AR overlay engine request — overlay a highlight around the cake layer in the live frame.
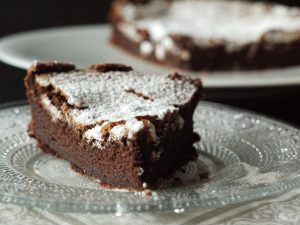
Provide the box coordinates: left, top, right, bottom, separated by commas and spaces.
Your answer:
25, 61, 202, 190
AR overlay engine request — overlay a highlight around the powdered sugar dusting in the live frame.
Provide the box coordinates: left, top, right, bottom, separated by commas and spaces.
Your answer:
125, 118, 144, 139
140, 41, 154, 56
110, 125, 127, 140
84, 122, 109, 147
85, 125, 103, 142
38, 70, 197, 126
109, 118, 145, 140
36, 67, 199, 142
118, 23, 143, 42
126, 118, 144, 133
40, 95, 62, 121
124, 0, 300, 45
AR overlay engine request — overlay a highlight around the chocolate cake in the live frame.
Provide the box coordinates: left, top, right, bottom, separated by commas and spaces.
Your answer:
24, 61, 202, 191
110, 0, 300, 70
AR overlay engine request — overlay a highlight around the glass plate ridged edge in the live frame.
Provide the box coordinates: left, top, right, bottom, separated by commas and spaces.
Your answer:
0, 101, 299, 214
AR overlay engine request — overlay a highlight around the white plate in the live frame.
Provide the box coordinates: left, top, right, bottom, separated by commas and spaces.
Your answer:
1, 24, 300, 88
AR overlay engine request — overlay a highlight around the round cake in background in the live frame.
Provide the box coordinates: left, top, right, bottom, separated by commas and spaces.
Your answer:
110, 0, 300, 71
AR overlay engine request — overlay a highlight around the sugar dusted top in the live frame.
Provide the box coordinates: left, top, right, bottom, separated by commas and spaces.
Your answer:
35, 68, 200, 126
121, 0, 300, 45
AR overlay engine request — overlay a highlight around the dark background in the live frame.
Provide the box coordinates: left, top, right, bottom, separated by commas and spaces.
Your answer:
0, 0, 299, 127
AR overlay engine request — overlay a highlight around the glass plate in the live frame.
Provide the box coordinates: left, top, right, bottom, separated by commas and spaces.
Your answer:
0, 101, 299, 214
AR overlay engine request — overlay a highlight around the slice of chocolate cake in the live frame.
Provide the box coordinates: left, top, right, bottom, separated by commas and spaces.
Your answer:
24, 61, 202, 190
110, 0, 300, 70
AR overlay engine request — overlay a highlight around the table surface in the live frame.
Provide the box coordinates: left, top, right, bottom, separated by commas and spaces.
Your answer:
0, 0, 300, 224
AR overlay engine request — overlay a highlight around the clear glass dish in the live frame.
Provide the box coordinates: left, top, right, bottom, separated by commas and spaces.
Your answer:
0, 101, 299, 214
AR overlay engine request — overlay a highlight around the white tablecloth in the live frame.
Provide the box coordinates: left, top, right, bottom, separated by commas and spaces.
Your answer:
1, 188, 299, 225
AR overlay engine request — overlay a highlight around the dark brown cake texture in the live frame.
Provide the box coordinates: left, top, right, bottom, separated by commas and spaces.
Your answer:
24, 61, 202, 191
110, 0, 300, 71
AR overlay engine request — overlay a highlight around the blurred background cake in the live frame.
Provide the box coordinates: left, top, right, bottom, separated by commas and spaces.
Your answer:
110, 0, 300, 71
